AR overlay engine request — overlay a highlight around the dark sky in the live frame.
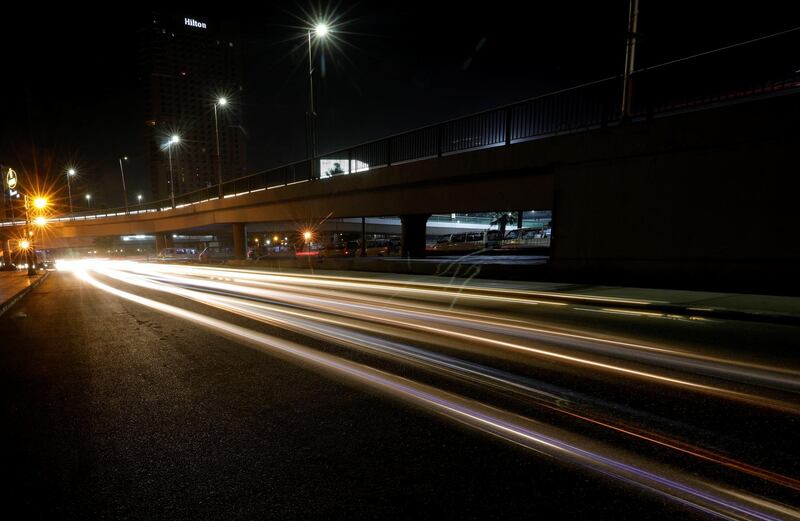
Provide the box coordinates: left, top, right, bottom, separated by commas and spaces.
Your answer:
2, 2, 799, 208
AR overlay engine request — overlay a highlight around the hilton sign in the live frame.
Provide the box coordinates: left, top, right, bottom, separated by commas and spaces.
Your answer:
4, 168, 18, 196
184, 18, 207, 29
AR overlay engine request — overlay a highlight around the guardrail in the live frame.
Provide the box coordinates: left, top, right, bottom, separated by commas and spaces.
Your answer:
3, 27, 799, 228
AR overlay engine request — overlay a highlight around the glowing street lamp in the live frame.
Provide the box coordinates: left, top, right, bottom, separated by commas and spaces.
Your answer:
314, 23, 329, 38
22, 194, 48, 276
166, 135, 180, 208
307, 22, 329, 160
67, 168, 76, 220
303, 230, 312, 241
213, 97, 228, 198
86, 193, 92, 209
119, 156, 129, 213
137, 194, 143, 209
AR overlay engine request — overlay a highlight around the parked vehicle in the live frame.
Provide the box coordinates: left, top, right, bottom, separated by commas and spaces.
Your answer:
318, 241, 359, 258
256, 244, 296, 259
431, 230, 503, 252
156, 247, 198, 262
500, 227, 551, 250
199, 247, 235, 263
358, 240, 393, 257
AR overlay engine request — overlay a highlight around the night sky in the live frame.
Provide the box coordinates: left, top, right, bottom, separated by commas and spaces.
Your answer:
2, 2, 799, 208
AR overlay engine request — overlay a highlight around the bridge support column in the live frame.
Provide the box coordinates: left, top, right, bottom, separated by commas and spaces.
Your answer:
400, 214, 430, 258
2, 239, 13, 270
361, 217, 366, 256
155, 234, 174, 253
232, 223, 247, 260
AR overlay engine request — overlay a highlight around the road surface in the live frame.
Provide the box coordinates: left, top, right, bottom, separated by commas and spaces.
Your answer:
1, 261, 798, 520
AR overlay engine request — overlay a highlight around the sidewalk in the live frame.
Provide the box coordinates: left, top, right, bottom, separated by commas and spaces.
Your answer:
220, 261, 800, 325
0, 270, 49, 317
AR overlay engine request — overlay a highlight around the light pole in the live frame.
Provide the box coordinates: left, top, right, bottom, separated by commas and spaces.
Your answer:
307, 23, 328, 160
621, 0, 640, 119
66, 168, 76, 220
213, 97, 227, 198
85, 193, 91, 210
23, 195, 34, 276
166, 135, 180, 208
118, 156, 129, 213
137, 194, 142, 209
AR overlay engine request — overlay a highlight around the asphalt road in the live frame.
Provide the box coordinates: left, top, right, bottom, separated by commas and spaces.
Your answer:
1, 263, 798, 520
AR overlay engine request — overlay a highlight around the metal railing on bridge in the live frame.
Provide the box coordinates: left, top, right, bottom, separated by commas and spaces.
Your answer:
3, 27, 799, 227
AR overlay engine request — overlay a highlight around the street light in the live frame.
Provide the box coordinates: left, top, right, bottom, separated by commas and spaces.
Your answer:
213, 98, 227, 198
118, 156, 129, 214
23, 194, 48, 276
166, 135, 180, 208
307, 22, 329, 160
67, 168, 76, 220
85, 193, 91, 209
137, 194, 142, 209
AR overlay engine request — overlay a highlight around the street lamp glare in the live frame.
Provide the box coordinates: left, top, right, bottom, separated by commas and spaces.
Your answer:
314, 23, 329, 37
303, 230, 312, 241
86, 194, 91, 200
170, 135, 180, 144
218, 97, 227, 106
33, 197, 48, 209
68, 168, 76, 176
123, 156, 128, 161
20, 240, 30, 250
34, 216, 47, 226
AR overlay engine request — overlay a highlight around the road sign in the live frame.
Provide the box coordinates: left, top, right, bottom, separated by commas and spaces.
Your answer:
5, 168, 18, 191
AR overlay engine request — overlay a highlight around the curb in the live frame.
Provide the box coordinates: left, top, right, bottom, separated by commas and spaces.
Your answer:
638, 302, 800, 327
0, 271, 51, 318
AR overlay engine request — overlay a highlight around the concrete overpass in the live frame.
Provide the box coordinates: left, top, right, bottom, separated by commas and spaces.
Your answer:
4, 74, 800, 289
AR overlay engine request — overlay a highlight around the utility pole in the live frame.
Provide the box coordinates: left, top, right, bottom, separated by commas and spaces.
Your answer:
621, 0, 640, 120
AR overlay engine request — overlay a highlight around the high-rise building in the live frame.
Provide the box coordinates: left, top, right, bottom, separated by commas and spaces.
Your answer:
138, 13, 246, 201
